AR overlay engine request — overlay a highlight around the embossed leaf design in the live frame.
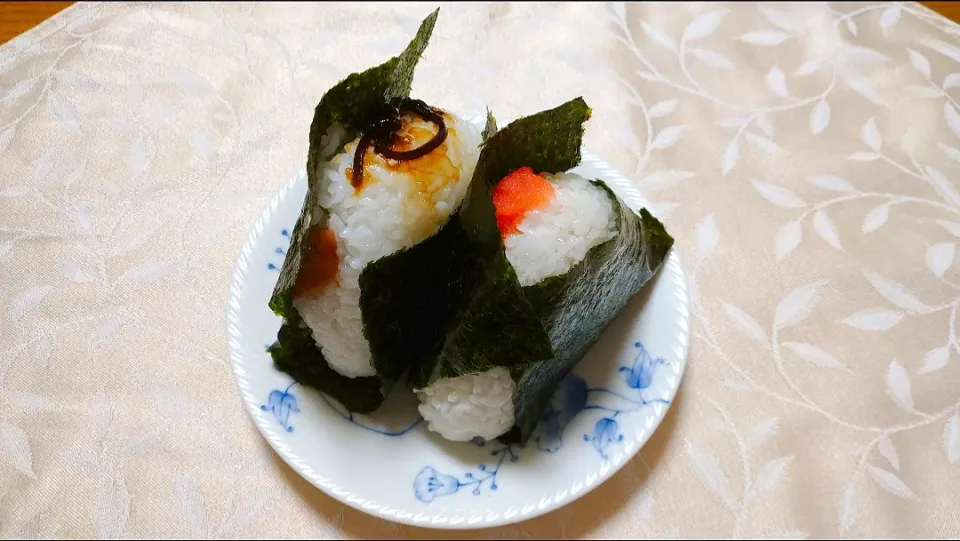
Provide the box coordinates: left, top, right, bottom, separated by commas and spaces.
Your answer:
62, 261, 96, 283
752, 180, 806, 208
739, 31, 789, 46
685, 439, 734, 508
877, 435, 899, 471
867, 466, 917, 500
880, 6, 901, 30
923, 165, 960, 208
765, 65, 787, 97
91, 392, 113, 442
745, 132, 782, 154
50, 92, 82, 134
808, 175, 857, 193
747, 456, 793, 502
844, 73, 886, 106
794, 59, 822, 76
926, 243, 955, 278
682, 10, 729, 42
940, 143, 960, 163
860, 117, 882, 150
63, 158, 88, 191
0, 127, 14, 153
746, 418, 779, 449
722, 302, 768, 345
775, 281, 825, 328
810, 100, 830, 134
641, 22, 676, 53
886, 361, 916, 412
90, 316, 124, 351
174, 473, 208, 538
760, 5, 804, 32
862, 204, 890, 234
7, 77, 37, 101
862, 271, 932, 312
118, 260, 176, 286
647, 99, 678, 118
96, 474, 131, 540
919, 346, 950, 374
192, 131, 216, 163
217, 493, 278, 537
813, 210, 842, 250
722, 139, 739, 176
10, 286, 52, 323
841, 309, 904, 331
639, 170, 694, 191
907, 49, 932, 78
946, 102, 960, 139
689, 48, 735, 70
839, 482, 858, 532
2, 390, 49, 413
846, 18, 858, 36
0, 421, 35, 477
696, 214, 718, 259
782, 342, 851, 372
939, 220, 960, 238
945, 414, 960, 464
649, 126, 687, 150
923, 37, 960, 64
775, 220, 802, 261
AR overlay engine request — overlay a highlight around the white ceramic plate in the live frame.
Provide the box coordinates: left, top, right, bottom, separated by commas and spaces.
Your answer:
227, 121, 691, 529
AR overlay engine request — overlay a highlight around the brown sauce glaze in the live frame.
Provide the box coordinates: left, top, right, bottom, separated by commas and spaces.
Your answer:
349, 98, 448, 191
291, 227, 340, 299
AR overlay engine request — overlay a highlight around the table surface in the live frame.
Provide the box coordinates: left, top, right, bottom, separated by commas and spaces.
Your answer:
1, 2, 960, 44
2, 2, 960, 539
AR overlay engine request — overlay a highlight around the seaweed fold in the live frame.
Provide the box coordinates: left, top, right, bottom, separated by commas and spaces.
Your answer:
358, 106, 555, 390
490, 98, 674, 444
398, 96, 674, 445
266, 9, 440, 413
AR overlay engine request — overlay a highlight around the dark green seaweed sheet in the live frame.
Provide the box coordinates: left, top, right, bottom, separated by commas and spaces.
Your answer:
501, 197, 674, 444
267, 317, 385, 413
266, 9, 439, 413
455, 97, 675, 445
359, 110, 554, 390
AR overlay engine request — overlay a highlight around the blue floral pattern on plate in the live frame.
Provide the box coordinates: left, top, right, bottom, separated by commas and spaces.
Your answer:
260, 383, 299, 433
413, 446, 518, 503
259, 229, 671, 502
266, 229, 289, 271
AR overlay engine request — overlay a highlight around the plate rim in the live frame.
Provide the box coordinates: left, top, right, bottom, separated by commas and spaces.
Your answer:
226, 148, 691, 530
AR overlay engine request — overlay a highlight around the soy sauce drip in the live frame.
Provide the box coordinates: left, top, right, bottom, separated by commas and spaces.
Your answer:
351, 98, 448, 189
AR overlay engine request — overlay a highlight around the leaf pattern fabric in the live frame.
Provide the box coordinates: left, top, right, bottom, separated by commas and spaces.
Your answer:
1, 1, 959, 538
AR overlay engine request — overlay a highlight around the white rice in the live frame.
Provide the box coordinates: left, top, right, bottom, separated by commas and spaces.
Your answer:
504, 172, 618, 287
418, 171, 618, 442
294, 112, 482, 379
417, 366, 516, 442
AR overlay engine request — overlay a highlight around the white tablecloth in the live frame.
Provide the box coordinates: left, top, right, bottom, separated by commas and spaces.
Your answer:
1, 2, 959, 538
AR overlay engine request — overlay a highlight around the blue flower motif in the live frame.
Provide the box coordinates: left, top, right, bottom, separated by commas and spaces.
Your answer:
619, 342, 665, 390
583, 417, 623, 459
261, 385, 299, 433
268, 229, 292, 271
534, 373, 588, 453
412, 445, 517, 503
413, 466, 460, 503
